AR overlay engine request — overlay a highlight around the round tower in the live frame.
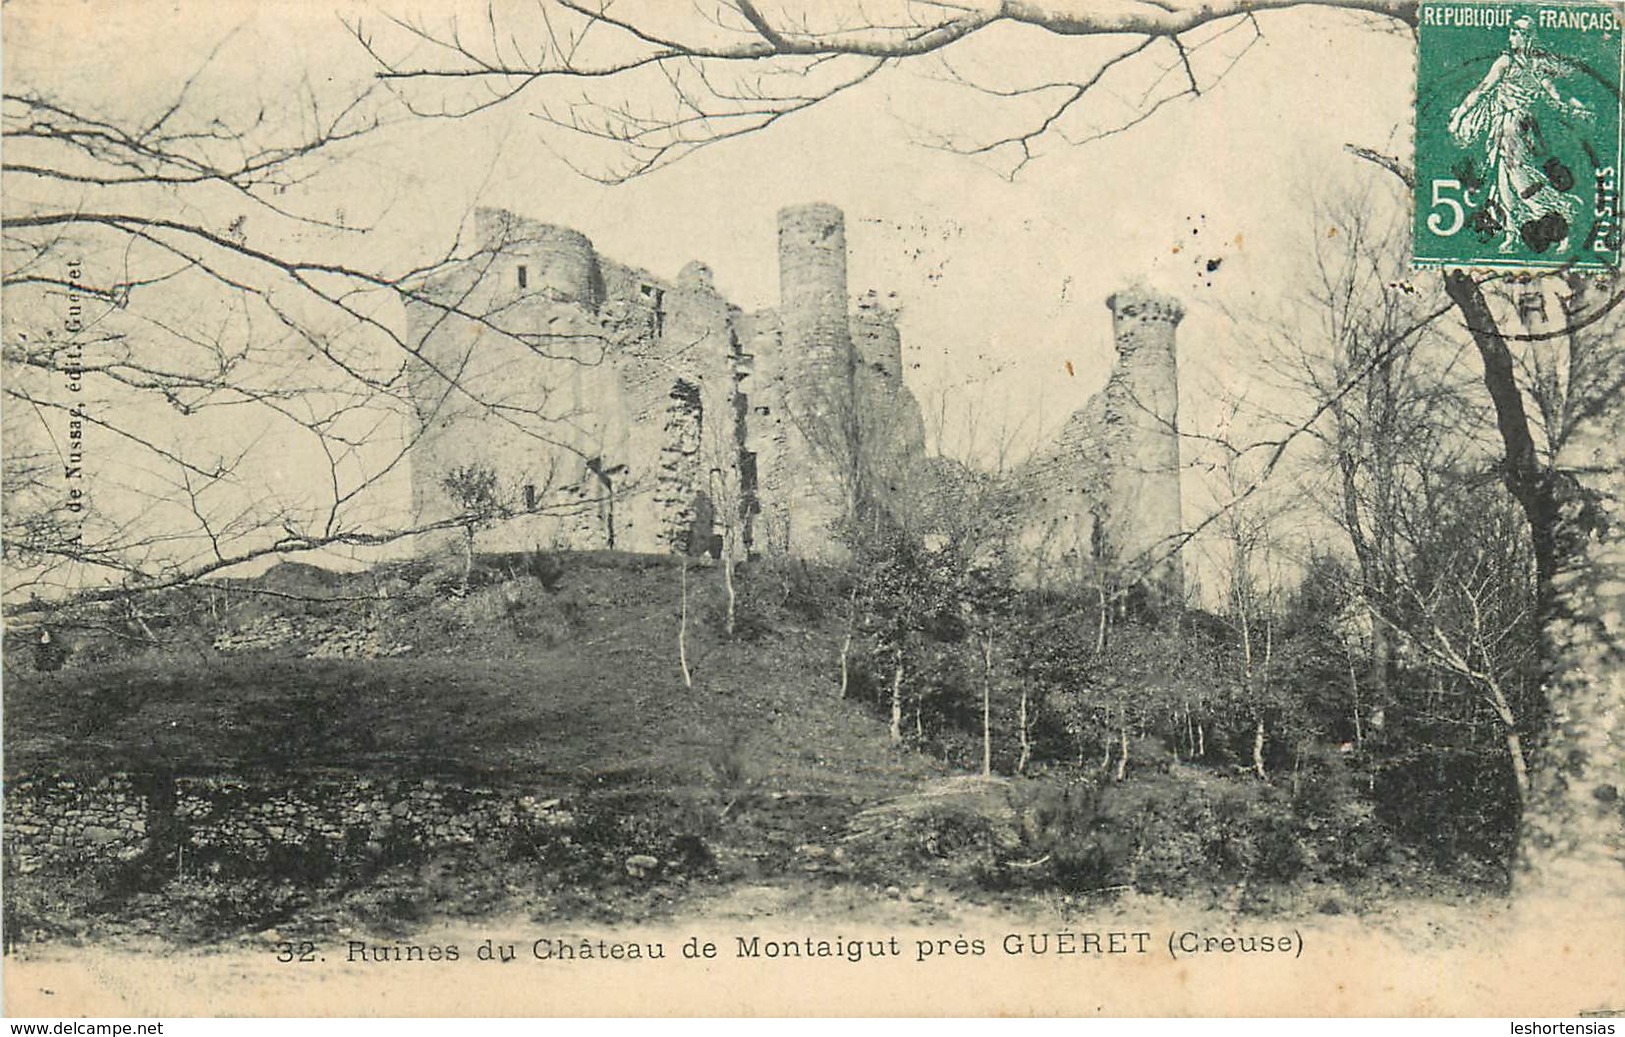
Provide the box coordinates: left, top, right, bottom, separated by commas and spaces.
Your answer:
1104, 286, 1185, 600
778, 203, 853, 380
772, 203, 858, 558
476, 208, 603, 310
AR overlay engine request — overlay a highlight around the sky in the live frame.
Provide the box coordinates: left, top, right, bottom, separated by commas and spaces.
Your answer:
5, 0, 1426, 588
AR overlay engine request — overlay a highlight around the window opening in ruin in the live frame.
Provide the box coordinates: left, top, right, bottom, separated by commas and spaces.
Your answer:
523, 484, 537, 511
754, 405, 770, 417
1090, 510, 1108, 563
669, 380, 702, 410
518, 264, 528, 289
688, 491, 717, 558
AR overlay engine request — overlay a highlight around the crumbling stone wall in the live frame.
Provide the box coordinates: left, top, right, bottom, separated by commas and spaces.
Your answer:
405, 207, 1186, 583
852, 291, 928, 520
1102, 288, 1185, 600
1012, 286, 1185, 597
4, 773, 572, 874
408, 203, 928, 565
654, 380, 707, 553
1011, 393, 1111, 581
406, 209, 742, 557
3, 774, 150, 869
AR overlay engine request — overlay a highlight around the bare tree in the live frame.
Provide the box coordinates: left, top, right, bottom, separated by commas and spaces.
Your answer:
350, 1, 1412, 182
1238, 187, 1491, 726
3, 50, 615, 608
1381, 497, 1540, 803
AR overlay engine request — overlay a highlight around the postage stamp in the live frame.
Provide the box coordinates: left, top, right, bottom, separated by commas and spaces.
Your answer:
1415, 2, 1624, 270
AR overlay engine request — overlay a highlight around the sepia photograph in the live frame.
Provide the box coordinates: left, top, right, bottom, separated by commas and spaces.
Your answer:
2, 0, 1622, 1019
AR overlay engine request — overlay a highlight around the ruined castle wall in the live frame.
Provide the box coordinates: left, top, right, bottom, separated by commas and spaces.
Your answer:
406, 213, 627, 556
734, 310, 790, 554
1102, 288, 1185, 599
852, 292, 904, 381
851, 300, 927, 514
408, 204, 928, 566
604, 258, 741, 555
476, 209, 603, 311
1009, 287, 1185, 593
1011, 392, 1111, 582
407, 215, 746, 560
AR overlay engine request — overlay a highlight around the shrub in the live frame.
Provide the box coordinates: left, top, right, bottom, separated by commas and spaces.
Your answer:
1013, 780, 1123, 893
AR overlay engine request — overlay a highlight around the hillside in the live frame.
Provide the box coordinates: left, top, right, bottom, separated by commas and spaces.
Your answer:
5, 554, 940, 792
3, 551, 1506, 948
4, 553, 973, 943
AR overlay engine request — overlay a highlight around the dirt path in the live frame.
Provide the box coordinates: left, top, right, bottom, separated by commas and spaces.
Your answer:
5, 885, 1621, 1016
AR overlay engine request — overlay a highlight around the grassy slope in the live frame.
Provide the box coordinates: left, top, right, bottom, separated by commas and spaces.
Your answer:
3, 556, 942, 796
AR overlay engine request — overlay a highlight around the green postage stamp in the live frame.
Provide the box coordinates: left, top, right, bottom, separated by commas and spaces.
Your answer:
1416, 2, 1624, 270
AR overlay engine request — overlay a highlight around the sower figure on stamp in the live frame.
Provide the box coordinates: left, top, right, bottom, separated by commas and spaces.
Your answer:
1447, 15, 1593, 254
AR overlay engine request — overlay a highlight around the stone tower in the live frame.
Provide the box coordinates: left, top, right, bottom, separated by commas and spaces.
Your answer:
772, 203, 859, 556
477, 209, 603, 310
1103, 286, 1185, 601
778, 203, 853, 382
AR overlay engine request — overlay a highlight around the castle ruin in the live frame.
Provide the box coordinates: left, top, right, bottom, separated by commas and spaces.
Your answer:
1009, 288, 1185, 598
407, 205, 1183, 595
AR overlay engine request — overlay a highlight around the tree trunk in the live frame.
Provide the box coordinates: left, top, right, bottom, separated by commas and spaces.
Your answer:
1115, 716, 1129, 783
1443, 271, 1622, 903
1252, 718, 1267, 779
889, 654, 904, 746
461, 527, 475, 593
1442, 272, 1558, 600
1505, 729, 1529, 806
1515, 412, 1625, 903
723, 553, 737, 638
1095, 582, 1109, 653
679, 557, 693, 689
838, 588, 857, 699
1017, 682, 1031, 775
1348, 656, 1364, 747
1480, 678, 1530, 804
981, 633, 994, 778
838, 632, 852, 698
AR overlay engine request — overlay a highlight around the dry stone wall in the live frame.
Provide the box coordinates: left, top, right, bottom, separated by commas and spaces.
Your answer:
4, 772, 572, 875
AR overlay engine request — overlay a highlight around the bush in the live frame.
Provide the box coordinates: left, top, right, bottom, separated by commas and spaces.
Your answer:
744, 557, 847, 623
1014, 780, 1123, 893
